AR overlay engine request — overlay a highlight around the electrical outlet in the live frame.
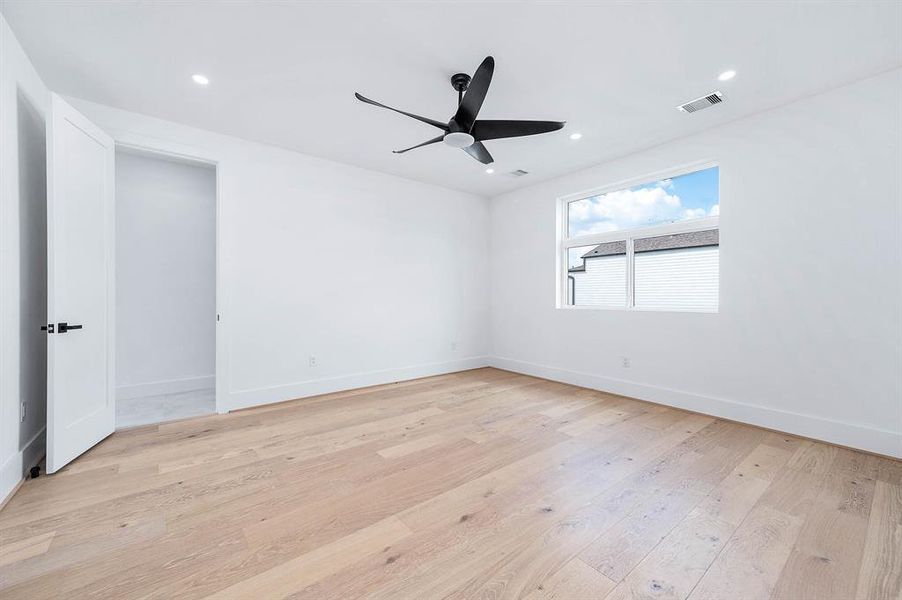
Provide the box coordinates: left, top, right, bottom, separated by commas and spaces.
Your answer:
20, 401, 26, 423
450, 341, 458, 352
621, 357, 631, 368
308, 355, 317, 367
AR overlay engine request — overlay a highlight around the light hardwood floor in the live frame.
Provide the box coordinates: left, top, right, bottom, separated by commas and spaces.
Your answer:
0, 368, 899, 599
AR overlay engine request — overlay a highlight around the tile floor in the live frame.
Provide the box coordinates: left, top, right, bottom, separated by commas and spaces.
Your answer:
116, 387, 215, 429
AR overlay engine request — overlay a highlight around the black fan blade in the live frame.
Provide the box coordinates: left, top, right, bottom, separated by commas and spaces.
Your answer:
462, 141, 493, 164
355, 93, 448, 130
453, 56, 494, 133
472, 120, 565, 141
393, 135, 444, 154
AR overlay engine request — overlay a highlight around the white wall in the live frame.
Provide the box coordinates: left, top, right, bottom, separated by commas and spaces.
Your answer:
0, 14, 48, 503
490, 68, 902, 458
115, 151, 216, 399
70, 98, 491, 412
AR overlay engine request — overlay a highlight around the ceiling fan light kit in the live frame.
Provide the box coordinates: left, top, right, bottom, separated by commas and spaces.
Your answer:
443, 132, 475, 148
355, 56, 565, 165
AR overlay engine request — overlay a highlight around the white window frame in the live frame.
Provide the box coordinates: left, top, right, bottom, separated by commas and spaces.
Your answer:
556, 160, 719, 313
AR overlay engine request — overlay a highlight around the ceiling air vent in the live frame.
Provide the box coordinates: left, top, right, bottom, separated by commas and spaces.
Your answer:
677, 91, 724, 113
509, 169, 530, 177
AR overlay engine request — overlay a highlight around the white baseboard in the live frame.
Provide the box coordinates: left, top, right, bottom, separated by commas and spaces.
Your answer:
489, 356, 902, 459
0, 427, 45, 508
117, 375, 215, 400
225, 356, 491, 412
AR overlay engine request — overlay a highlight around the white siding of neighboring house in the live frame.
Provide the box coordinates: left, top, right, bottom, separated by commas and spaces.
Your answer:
634, 246, 719, 312
569, 255, 627, 307
570, 245, 718, 311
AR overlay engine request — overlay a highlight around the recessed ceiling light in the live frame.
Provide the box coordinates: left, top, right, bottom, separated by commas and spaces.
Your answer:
717, 70, 736, 82
485, 168, 495, 174
569, 132, 582, 140
192, 74, 210, 86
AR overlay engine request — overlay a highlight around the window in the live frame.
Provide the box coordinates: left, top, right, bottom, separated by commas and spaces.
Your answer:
560, 164, 719, 312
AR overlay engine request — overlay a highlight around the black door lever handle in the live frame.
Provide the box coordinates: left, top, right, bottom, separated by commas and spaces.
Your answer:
58, 322, 83, 333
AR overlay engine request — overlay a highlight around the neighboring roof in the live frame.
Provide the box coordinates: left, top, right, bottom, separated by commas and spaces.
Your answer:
577, 229, 720, 264
571, 229, 719, 274
634, 229, 719, 253
581, 240, 627, 259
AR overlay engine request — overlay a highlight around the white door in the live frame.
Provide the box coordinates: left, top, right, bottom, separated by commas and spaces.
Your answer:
46, 94, 115, 473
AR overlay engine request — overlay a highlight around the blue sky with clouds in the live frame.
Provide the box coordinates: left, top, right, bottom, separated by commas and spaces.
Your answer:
568, 166, 719, 238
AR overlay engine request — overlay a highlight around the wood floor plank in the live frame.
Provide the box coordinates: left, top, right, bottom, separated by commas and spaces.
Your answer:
603, 442, 791, 600
525, 557, 617, 599
578, 426, 765, 584
0, 531, 55, 567
377, 433, 450, 459
0, 514, 166, 590
854, 480, 902, 600
0, 368, 897, 600
207, 516, 412, 599
687, 444, 832, 600
557, 405, 635, 436
771, 470, 875, 600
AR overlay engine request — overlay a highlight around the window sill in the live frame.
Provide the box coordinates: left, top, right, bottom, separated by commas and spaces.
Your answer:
556, 305, 718, 314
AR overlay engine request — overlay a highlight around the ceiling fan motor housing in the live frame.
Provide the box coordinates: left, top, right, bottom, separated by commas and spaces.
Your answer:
451, 73, 471, 93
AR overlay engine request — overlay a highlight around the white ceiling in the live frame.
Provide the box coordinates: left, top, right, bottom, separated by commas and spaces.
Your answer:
2, 1, 900, 197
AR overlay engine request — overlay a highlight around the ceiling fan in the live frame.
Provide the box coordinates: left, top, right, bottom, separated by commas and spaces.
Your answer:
355, 56, 565, 165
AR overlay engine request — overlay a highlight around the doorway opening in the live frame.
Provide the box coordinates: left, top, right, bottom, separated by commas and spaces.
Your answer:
17, 89, 48, 474
114, 148, 216, 428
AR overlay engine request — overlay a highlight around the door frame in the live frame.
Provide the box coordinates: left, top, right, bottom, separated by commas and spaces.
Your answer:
111, 136, 226, 416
